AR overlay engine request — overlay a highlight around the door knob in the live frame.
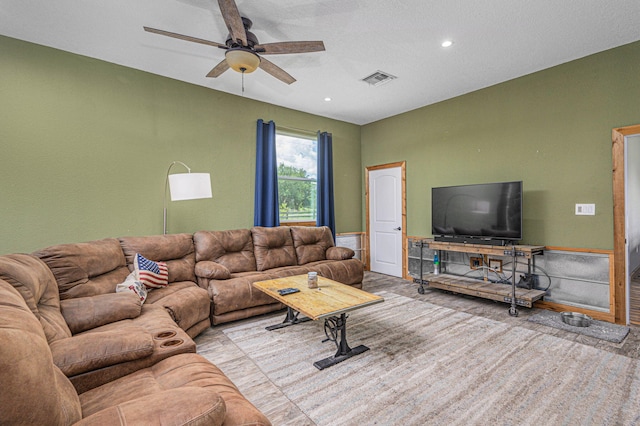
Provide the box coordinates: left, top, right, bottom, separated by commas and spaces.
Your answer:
394, 227, 401, 231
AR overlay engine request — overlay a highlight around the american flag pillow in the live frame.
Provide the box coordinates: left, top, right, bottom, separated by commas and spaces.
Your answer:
134, 253, 169, 289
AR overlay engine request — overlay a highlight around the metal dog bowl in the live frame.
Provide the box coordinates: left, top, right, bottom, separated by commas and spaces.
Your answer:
561, 312, 591, 327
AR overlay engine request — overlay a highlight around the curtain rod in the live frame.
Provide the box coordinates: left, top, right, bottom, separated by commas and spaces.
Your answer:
277, 125, 320, 138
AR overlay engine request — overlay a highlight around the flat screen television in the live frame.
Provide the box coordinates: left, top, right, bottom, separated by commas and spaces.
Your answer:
431, 181, 523, 246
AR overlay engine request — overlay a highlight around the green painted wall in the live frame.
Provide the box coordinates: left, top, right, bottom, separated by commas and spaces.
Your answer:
0, 36, 361, 254
362, 41, 640, 249
3, 34, 639, 255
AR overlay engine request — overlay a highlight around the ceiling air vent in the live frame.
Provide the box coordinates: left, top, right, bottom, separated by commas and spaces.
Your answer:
361, 70, 397, 86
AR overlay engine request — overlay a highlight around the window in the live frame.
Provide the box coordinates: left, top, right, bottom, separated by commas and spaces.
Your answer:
276, 132, 317, 224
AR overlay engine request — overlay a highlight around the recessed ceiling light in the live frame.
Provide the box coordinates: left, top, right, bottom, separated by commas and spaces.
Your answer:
324, 97, 332, 102
441, 40, 453, 48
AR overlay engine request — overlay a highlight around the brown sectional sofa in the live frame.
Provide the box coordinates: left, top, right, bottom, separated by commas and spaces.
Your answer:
34, 234, 212, 338
194, 226, 364, 324
0, 275, 266, 425
0, 225, 362, 425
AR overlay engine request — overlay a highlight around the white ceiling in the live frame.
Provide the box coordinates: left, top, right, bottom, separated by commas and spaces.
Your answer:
2, 0, 640, 125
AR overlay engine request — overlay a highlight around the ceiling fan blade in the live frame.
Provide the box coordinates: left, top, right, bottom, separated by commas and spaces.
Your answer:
256, 41, 325, 55
206, 59, 230, 78
259, 57, 296, 85
144, 26, 226, 48
217, 0, 247, 46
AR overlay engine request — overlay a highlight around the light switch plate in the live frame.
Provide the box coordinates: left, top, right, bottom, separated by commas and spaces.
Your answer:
575, 203, 595, 215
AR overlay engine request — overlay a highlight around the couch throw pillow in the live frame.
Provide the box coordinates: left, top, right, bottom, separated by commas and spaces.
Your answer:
134, 253, 169, 289
116, 272, 148, 303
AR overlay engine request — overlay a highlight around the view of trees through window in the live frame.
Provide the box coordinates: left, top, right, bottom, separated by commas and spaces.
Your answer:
276, 133, 317, 222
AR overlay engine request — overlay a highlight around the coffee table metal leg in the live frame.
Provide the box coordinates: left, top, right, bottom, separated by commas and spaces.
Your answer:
313, 313, 369, 370
265, 306, 311, 331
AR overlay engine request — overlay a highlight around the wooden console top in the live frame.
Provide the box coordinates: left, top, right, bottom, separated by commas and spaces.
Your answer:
425, 240, 544, 259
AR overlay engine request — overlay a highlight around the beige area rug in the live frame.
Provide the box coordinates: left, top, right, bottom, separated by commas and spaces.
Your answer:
217, 292, 640, 425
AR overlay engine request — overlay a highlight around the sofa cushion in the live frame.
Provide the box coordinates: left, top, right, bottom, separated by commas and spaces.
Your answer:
60, 292, 142, 334
306, 258, 365, 286
119, 234, 196, 283
290, 226, 335, 264
50, 326, 155, 377
134, 253, 169, 289
68, 304, 197, 394
208, 275, 283, 316
326, 246, 355, 260
144, 281, 211, 332
78, 387, 226, 426
0, 254, 72, 343
194, 229, 257, 273
251, 226, 297, 271
195, 261, 231, 280
33, 238, 130, 299
79, 353, 270, 426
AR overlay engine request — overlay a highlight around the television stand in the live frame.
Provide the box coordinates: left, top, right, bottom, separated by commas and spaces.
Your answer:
414, 240, 545, 316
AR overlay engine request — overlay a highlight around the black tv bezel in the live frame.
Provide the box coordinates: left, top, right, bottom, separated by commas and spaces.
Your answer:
431, 180, 523, 246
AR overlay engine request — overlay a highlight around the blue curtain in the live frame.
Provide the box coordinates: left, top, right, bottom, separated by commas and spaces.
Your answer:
254, 119, 280, 227
317, 131, 335, 239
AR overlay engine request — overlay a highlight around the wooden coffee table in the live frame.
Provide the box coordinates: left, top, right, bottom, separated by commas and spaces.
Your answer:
253, 275, 384, 369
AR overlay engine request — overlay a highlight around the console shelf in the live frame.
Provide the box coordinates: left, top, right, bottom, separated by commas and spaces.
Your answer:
423, 273, 545, 308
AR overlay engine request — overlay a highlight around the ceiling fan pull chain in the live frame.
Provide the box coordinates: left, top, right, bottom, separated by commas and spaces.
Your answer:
241, 69, 245, 95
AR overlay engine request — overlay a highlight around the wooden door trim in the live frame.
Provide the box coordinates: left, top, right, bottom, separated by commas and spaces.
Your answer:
612, 124, 640, 324
365, 161, 407, 277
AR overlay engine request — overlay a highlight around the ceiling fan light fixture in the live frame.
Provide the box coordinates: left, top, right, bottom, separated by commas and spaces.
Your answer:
225, 48, 260, 73
145, 0, 324, 84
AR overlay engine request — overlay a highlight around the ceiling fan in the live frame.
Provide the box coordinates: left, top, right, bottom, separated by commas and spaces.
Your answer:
144, 0, 325, 85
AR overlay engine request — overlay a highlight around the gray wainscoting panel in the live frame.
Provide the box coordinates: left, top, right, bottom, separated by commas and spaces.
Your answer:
535, 250, 610, 312
336, 234, 362, 262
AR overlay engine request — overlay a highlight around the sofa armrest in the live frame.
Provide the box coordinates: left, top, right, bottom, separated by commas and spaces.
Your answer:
60, 292, 142, 334
50, 326, 154, 377
326, 246, 355, 260
76, 388, 227, 426
195, 261, 231, 280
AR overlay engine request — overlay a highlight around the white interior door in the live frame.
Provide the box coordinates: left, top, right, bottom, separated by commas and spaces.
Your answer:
369, 166, 403, 277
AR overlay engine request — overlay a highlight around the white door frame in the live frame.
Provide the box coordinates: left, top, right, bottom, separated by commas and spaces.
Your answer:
365, 161, 407, 278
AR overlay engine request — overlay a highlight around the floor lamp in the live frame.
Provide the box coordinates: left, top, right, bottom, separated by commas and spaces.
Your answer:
163, 161, 212, 235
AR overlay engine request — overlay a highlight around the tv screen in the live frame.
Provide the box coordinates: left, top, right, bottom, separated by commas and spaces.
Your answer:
431, 181, 522, 244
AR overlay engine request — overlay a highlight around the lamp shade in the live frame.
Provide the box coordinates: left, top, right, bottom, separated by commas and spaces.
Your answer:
225, 48, 260, 73
168, 173, 212, 201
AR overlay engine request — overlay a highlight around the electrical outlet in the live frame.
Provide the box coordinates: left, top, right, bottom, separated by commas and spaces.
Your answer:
470, 257, 483, 270
488, 258, 503, 273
